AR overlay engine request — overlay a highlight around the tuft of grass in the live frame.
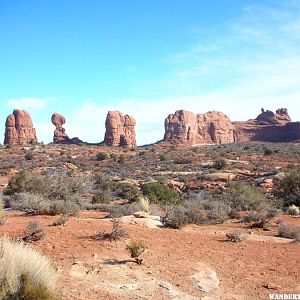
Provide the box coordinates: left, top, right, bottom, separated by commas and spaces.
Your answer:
0, 239, 57, 299
0, 200, 6, 226
138, 196, 150, 213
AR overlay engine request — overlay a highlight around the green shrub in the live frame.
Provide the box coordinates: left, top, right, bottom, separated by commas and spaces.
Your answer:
159, 154, 166, 161
9, 193, 81, 216
212, 158, 226, 170
25, 150, 35, 161
264, 149, 273, 156
96, 152, 109, 161
162, 206, 207, 229
4, 171, 50, 196
107, 203, 140, 218
225, 183, 271, 211
275, 167, 300, 207
0, 239, 57, 299
242, 210, 277, 228
141, 182, 181, 205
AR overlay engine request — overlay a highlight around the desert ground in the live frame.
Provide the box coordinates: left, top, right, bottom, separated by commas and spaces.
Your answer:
0, 142, 299, 300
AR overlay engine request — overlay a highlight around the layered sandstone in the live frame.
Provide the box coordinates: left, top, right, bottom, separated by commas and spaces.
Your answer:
4, 109, 37, 145
164, 110, 234, 145
104, 111, 136, 148
51, 113, 70, 143
163, 108, 300, 145
233, 108, 300, 142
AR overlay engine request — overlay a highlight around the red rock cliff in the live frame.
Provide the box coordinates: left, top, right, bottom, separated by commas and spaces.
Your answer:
164, 110, 234, 145
104, 111, 137, 148
163, 108, 300, 145
4, 109, 37, 145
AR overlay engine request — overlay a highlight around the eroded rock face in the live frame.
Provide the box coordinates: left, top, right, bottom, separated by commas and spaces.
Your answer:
51, 113, 70, 143
164, 110, 234, 145
4, 109, 37, 145
233, 108, 300, 142
163, 108, 300, 145
104, 111, 137, 148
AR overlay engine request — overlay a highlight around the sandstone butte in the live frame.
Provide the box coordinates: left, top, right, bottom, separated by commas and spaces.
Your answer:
104, 111, 137, 148
163, 108, 300, 145
4, 109, 38, 145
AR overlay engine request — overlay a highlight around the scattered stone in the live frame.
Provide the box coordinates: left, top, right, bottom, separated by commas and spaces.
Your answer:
190, 263, 220, 292
133, 211, 149, 218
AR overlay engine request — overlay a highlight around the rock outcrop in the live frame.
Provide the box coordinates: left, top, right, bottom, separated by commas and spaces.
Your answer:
164, 110, 234, 145
51, 113, 69, 143
104, 111, 137, 148
163, 108, 300, 145
4, 109, 37, 145
233, 108, 300, 142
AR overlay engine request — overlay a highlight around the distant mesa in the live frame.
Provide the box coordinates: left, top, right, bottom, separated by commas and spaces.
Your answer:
104, 111, 137, 148
162, 108, 300, 145
4, 109, 38, 145
51, 112, 84, 144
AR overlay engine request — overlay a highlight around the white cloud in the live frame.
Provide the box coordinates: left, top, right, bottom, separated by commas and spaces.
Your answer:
20, 2, 300, 145
6, 98, 49, 110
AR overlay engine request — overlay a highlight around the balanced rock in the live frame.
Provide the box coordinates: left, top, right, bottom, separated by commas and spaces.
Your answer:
104, 111, 136, 148
164, 110, 234, 145
4, 109, 37, 145
51, 113, 70, 143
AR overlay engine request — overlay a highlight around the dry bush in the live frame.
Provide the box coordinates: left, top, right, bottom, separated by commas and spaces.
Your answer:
242, 210, 277, 228
52, 215, 69, 226
93, 218, 128, 241
0, 239, 57, 299
10, 193, 81, 216
278, 223, 300, 242
23, 221, 45, 243
226, 231, 245, 243
126, 240, 146, 265
287, 205, 300, 216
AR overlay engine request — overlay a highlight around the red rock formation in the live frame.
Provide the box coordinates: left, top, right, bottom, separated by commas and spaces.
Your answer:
4, 109, 38, 145
163, 108, 300, 145
51, 113, 70, 143
104, 111, 137, 148
164, 110, 234, 145
233, 108, 299, 142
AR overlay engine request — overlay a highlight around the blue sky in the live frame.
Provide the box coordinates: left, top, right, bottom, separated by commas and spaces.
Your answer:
1, 0, 300, 145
